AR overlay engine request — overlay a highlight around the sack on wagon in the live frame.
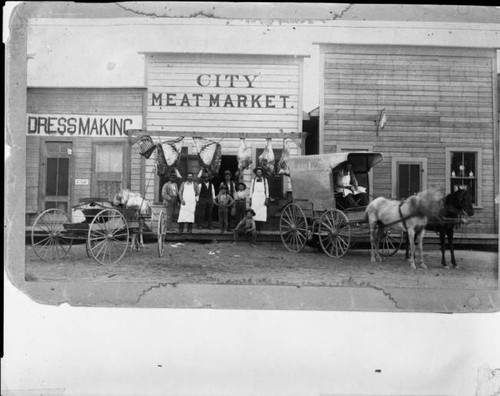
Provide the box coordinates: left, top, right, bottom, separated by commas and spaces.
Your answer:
112, 189, 152, 217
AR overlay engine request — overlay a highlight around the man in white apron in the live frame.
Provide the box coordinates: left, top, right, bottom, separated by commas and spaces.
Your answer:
250, 167, 269, 231
177, 172, 199, 233
335, 162, 368, 208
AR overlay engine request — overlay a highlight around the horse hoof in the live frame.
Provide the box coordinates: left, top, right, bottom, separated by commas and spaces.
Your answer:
442, 265, 450, 269
410, 263, 416, 270
420, 264, 427, 270
453, 265, 460, 270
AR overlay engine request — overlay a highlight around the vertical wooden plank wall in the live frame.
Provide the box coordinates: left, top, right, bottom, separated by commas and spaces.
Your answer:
320, 45, 496, 234
26, 88, 145, 215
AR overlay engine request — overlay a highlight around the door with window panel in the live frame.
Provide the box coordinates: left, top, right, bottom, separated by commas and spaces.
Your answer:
42, 142, 72, 212
93, 143, 125, 199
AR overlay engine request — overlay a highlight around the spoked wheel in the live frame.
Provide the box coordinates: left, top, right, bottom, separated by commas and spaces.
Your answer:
87, 208, 129, 265
31, 209, 73, 261
157, 210, 166, 257
378, 226, 404, 258
280, 202, 308, 253
318, 209, 351, 258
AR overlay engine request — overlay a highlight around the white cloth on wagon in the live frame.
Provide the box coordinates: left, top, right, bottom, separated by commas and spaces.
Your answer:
337, 174, 366, 197
177, 182, 197, 223
250, 178, 269, 222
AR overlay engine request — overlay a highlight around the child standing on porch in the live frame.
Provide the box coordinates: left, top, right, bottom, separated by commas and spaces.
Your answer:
214, 184, 235, 234
233, 182, 248, 224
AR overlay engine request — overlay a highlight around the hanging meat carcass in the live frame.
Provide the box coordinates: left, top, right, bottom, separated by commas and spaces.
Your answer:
277, 139, 291, 176
156, 137, 184, 178
237, 138, 253, 175
193, 137, 222, 178
258, 138, 275, 176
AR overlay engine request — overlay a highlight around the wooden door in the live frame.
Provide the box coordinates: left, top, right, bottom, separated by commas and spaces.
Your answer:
41, 141, 73, 212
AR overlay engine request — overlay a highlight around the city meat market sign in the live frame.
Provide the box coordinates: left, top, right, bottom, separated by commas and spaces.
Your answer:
150, 74, 291, 109
27, 114, 142, 137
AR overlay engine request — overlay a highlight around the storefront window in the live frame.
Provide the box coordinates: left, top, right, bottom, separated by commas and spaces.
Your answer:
93, 143, 124, 199
450, 151, 477, 204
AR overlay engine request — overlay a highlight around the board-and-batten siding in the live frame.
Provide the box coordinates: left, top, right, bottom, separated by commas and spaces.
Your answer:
320, 45, 496, 234
26, 88, 145, 215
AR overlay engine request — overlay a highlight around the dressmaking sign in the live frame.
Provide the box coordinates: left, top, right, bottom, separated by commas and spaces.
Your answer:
27, 114, 142, 137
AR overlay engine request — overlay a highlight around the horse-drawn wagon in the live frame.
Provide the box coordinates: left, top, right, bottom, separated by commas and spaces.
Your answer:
279, 152, 404, 258
30, 195, 166, 264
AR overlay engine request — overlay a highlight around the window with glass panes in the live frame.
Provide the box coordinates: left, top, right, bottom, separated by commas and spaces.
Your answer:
450, 151, 477, 204
93, 143, 124, 198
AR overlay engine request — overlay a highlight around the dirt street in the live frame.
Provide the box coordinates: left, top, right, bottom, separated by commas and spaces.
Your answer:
25, 240, 498, 290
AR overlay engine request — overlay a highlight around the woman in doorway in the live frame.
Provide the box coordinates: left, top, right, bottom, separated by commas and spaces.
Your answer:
250, 167, 269, 232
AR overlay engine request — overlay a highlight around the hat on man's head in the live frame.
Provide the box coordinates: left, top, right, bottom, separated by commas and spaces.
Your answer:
246, 208, 256, 216
238, 182, 247, 190
253, 166, 264, 175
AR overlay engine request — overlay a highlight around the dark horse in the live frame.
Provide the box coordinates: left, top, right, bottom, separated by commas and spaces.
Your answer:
406, 187, 474, 268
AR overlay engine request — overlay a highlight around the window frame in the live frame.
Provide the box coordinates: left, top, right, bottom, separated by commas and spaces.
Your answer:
91, 141, 127, 198
391, 157, 428, 200
445, 147, 482, 208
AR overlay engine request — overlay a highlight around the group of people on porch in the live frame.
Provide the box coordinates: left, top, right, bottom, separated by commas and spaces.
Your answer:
161, 167, 268, 244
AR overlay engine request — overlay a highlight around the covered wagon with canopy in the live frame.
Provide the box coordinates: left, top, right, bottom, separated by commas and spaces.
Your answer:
279, 152, 403, 258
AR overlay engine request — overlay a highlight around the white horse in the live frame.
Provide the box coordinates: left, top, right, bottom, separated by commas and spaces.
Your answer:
112, 189, 152, 251
365, 189, 443, 269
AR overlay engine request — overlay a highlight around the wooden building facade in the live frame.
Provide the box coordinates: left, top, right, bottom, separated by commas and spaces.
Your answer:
136, 53, 305, 205
25, 54, 306, 225
319, 44, 498, 234
25, 88, 144, 225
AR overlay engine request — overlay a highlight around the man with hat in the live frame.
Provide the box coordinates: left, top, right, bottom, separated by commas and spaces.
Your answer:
196, 171, 216, 229
232, 208, 257, 247
220, 169, 236, 228
250, 166, 269, 231
161, 171, 179, 231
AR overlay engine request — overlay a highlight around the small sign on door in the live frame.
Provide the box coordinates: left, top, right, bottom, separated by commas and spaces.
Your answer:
75, 179, 89, 185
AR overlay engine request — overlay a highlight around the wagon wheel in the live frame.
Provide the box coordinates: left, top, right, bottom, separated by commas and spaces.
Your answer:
378, 226, 404, 258
280, 202, 308, 253
87, 208, 129, 265
157, 210, 166, 258
31, 208, 73, 261
318, 209, 351, 258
